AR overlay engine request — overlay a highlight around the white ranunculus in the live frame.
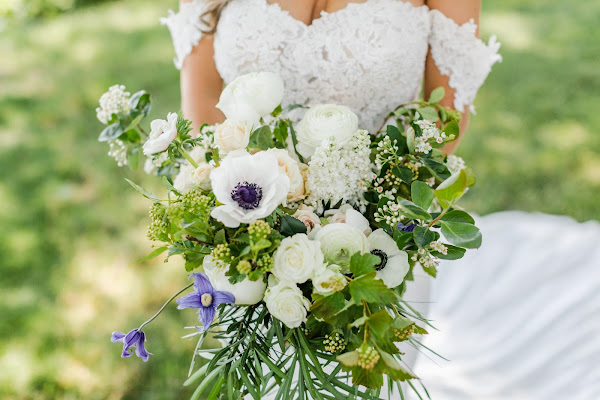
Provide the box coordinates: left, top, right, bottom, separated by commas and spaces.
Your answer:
313, 223, 369, 271
217, 72, 285, 122
324, 205, 372, 236
312, 264, 347, 294
266, 148, 306, 203
142, 112, 178, 156
210, 152, 290, 228
296, 104, 359, 158
368, 229, 410, 289
203, 256, 266, 305
272, 234, 325, 284
214, 119, 252, 153
292, 205, 321, 233
264, 278, 311, 329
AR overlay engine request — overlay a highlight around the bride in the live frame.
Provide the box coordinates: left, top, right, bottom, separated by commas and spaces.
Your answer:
161, 0, 600, 399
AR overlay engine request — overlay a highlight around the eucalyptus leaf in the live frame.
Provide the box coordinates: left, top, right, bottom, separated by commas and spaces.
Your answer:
441, 221, 482, 249
411, 181, 433, 210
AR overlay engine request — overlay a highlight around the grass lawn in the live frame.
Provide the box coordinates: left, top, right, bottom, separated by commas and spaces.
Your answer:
0, 0, 598, 398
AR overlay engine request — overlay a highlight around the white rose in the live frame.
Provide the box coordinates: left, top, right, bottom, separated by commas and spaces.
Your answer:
173, 148, 213, 193
296, 104, 359, 158
266, 148, 306, 203
368, 229, 410, 289
214, 119, 252, 153
325, 205, 372, 236
216, 72, 285, 122
272, 234, 325, 284
203, 256, 266, 305
312, 264, 347, 294
292, 205, 321, 233
313, 223, 369, 271
264, 278, 311, 329
142, 112, 178, 156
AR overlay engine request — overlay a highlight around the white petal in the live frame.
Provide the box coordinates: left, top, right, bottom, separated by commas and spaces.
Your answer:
368, 229, 401, 257
375, 252, 410, 288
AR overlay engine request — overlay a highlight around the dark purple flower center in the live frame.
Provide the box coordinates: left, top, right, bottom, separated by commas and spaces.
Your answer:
370, 249, 388, 271
231, 181, 263, 210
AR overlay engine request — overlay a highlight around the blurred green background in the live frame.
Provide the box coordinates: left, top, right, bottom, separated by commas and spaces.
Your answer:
0, 0, 598, 399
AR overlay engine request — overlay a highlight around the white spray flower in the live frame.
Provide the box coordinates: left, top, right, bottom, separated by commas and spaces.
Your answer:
96, 84, 131, 124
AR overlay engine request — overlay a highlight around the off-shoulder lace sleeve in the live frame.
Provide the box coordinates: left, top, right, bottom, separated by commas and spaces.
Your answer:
428, 10, 502, 113
160, 1, 209, 70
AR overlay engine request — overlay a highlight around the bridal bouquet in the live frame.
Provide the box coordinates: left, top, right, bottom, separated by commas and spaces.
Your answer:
96, 72, 481, 399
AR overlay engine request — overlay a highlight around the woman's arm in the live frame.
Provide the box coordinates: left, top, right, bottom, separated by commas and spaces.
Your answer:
425, 0, 481, 154
179, 1, 225, 133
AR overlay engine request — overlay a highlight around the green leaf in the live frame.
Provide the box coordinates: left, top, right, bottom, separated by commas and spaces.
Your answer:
129, 90, 152, 116
428, 87, 445, 104
349, 273, 397, 305
98, 122, 123, 142
422, 264, 437, 277
349, 253, 379, 277
411, 181, 433, 210
441, 210, 475, 224
386, 125, 407, 154
124, 178, 160, 201
392, 166, 413, 184
432, 244, 466, 260
138, 246, 168, 262
349, 365, 384, 389
248, 126, 273, 150
279, 214, 307, 237
310, 292, 346, 321
443, 119, 459, 139
349, 316, 370, 328
214, 229, 226, 245
251, 238, 271, 252
398, 199, 431, 221
421, 157, 451, 180
337, 351, 359, 367
270, 104, 283, 118
288, 124, 305, 163
406, 127, 415, 154
416, 106, 439, 122
125, 114, 144, 131
435, 169, 468, 209
272, 120, 288, 147
393, 230, 413, 250
413, 226, 435, 249
441, 221, 482, 249
126, 146, 141, 171
378, 352, 417, 381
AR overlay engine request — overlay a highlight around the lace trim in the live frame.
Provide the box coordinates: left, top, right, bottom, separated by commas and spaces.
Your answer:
429, 9, 502, 113
160, 0, 208, 70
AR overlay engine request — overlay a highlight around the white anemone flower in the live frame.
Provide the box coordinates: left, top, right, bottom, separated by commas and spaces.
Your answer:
368, 229, 410, 288
210, 152, 290, 228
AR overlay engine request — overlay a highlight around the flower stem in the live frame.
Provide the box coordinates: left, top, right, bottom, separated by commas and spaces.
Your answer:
138, 283, 194, 331
180, 146, 199, 168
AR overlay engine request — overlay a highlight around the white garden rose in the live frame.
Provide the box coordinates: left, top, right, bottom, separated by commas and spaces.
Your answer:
142, 112, 178, 155
296, 104, 359, 158
264, 277, 311, 329
210, 152, 290, 228
292, 205, 321, 233
266, 148, 306, 203
272, 234, 325, 284
368, 229, 410, 289
324, 205, 372, 236
312, 265, 347, 294
213, 119, 252, 153
216, 72, 285, 122
203, 256, 266, 305
313, 223, 369, 271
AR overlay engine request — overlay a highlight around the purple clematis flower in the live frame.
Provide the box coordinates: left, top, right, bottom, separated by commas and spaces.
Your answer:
111, 328, 152, 362
177, 273, 235, 331
397, 221, 416, 233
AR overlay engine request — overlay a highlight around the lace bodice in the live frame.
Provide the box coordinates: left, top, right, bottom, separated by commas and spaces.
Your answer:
162, 0, 501, 132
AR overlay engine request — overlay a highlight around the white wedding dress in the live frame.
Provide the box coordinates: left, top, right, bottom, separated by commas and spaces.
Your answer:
162, 1, 600, 399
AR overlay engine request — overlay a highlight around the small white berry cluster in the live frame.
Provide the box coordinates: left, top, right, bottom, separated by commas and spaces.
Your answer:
374, 200, 406, 226
197, 124, 217, 150
412, 248, 441, 269
374, 136, 401, 169
96, 84, 131, 124
414, 120, 449, 155
323, 332, 346, 353
357, 345, 380, 370
108, 139, 128, 167
429, 241, 448, 255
